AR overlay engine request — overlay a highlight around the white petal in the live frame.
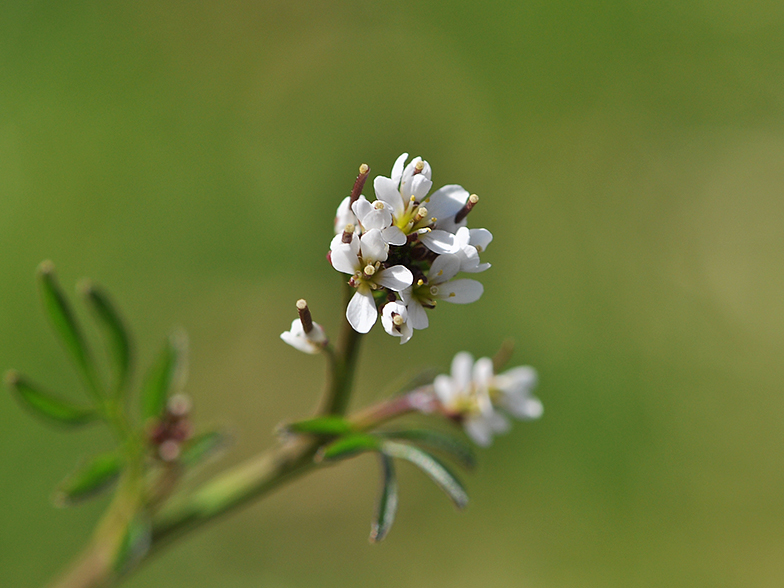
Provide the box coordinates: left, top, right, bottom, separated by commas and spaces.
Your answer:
461, 261, 491, 274
501, 395, 544, 420
464, 417, 493, 447
435, 279, 484, 304
488, 411, 512, 434
451, 352, 474, 390
330, 243, 360, 275
280, 330, 319, 354
374, 176, 405, 218
406, 297, 429, 330
381, 225, 407, 246
375, 265, 413, 291
409, 174, 433, 200
334, 196, 357, 235
390, 153, 408, 185
426, 184, 469, 223
434, 374, 457, 406
498, 366, 538, 392
428, 254, 461, 284
473, 357, 495, 388
398, 322, 413, 344
351, 195, 373, 223
359, 229, 389, 263
469, 228, 493, 252
420, 229, 458, 254
346, 287, 377, 333
362, 206, 393, 231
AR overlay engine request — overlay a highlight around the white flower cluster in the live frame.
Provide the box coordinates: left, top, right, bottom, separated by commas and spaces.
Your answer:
329, 154, 492, 344
434, 352, 543, 446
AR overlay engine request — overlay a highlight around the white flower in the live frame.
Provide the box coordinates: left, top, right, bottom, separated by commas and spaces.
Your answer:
334, 196, 359, 235
330, 229, 413, 333
372, 153, 459, 253
280, 299, 328, 354
433, 352, 543, 446
350, 195, 405, 245
400, 254, 484, 330
280, 318, 327, 354
454, 226, 492, 273
381, 300, 413, 344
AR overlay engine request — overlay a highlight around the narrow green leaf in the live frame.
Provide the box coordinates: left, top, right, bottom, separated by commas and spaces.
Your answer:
370, 453, 398, 543
382, 441, 469, 509
318, 433, 381, 462
141, 330, 188, 421
113, 515, 151, 574
285, 416, 354, 436
81, 281, 132, 394
6, 371, 100, 426
53, 451, 123, 506
37, 261, 101, 397
180, 431, 230, 467
378, 429, 477, 470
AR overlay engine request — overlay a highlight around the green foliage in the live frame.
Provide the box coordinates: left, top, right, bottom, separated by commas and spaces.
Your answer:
37, 261, 102, 397
319, 433, 381, 462
378, 429, 477, 470
140, 331, 188, 422
81, 281, 133, 396
53, 451, 124, 507
370, 454, 398, 543
5, 371, 100, 426
180, 431, 230, 467
285, 416, 354, 436
382, 441, 469, 509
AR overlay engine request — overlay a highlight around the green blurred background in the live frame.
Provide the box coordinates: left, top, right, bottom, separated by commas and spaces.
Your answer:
2, 1, 784, 586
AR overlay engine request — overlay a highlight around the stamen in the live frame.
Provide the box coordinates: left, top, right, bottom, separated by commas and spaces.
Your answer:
349, 163, 370, 205
412, 160, 425, 175
373, 201, 385, 210
416, 278, 424, 287
392, 314, 404, 326
296, 298, 314, 334
342, 224, 354, 244
414, 206, 428, 222
454, 194, 479, 224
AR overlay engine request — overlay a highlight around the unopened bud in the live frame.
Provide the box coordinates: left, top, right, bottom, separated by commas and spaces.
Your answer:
454, 194, 479, 224
349, 163, 370, 205
159, 440, 181, 462
167, 393, 192, 418
296, 299, 314, 334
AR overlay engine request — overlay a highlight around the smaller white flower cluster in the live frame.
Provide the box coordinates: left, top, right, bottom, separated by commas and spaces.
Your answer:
434, 352, 543, 446
329, 154, 492, 344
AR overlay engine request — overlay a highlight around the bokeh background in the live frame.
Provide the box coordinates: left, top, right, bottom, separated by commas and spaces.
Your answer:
2, 1, 784, 587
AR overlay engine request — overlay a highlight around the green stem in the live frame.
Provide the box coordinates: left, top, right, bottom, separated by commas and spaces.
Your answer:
319, 281, 363, 416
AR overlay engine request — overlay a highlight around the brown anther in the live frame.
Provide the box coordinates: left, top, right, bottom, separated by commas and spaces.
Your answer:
413, 160, 425, 175
296, 298, 314, 334
342, 224, 355, 244
349, 164, 370, 205
454, 194, 479, 224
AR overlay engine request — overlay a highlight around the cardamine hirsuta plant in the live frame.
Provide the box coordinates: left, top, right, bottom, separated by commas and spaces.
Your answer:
7, 153, 543, 588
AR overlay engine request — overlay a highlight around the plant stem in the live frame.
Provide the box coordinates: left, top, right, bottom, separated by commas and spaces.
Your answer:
319, 281, 362, 416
